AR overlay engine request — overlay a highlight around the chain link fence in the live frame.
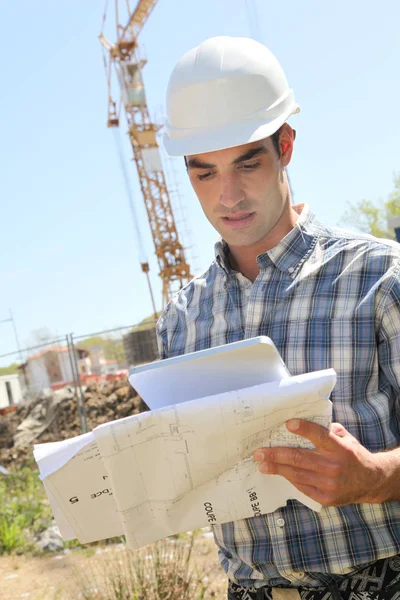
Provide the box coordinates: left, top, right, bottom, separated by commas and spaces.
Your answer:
0, 319, 159, 432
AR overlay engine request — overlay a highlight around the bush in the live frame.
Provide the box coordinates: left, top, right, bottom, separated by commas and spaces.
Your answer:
0, 467, 53, 554
73, 534, 210, 600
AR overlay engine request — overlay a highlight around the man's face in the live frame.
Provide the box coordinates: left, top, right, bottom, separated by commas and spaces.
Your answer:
187, 133, 292, 248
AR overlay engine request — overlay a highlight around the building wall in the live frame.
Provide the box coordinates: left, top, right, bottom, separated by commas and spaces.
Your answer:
77, 356, 91, 375
43, 350, 63, 384
59, 351, 74, 383
27, 356, 50, 395
89, 346, 107, 375
0, 374, 23, 409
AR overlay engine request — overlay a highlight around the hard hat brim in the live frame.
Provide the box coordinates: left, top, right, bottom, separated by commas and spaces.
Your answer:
163, 104, 300, 157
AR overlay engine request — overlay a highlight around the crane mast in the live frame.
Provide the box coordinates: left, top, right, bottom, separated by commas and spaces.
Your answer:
100, 0, 192, 307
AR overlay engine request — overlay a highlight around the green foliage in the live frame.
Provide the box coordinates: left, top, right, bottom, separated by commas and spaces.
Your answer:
0, 363, 20, 376
0, 519, 24, 553
0, 467, 52, 554
386, 174, 400, 218
77, 336, 125, 363
340, 173, 400, 239
0, 466, 125, 556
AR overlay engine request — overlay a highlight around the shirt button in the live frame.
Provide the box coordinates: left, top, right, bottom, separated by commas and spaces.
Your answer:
295, 572, 305, 579
276, 518, 285, 527
288, 267, 295, 274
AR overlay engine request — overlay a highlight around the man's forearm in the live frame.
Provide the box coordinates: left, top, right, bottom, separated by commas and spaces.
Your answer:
377, 446, 400, 502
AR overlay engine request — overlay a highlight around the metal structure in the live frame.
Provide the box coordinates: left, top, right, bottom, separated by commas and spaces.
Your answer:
99, 0, 192, 307
0, 309, 28, 390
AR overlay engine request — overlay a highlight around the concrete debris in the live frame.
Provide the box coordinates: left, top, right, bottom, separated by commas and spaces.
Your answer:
13, 388, 72, 448
0, 379, 149, 469
35, 521, 64, 552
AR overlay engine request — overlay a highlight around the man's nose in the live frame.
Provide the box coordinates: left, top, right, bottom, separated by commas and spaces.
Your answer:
219, 174, 245, 209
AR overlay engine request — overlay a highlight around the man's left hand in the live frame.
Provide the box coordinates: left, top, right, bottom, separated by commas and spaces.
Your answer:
253, 420, 389, 506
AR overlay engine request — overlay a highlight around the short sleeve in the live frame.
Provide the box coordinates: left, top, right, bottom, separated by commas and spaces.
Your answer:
376, 261, 400, 395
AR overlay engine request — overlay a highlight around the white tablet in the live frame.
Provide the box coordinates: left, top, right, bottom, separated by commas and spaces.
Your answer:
128, 336, 290, 410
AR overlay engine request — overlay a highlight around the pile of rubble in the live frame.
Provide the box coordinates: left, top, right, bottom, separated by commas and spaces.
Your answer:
0, 380, 148, 470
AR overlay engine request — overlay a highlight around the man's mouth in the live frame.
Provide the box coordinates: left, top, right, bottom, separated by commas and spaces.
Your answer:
224, 212, 252, 220
221, 212, 256, 229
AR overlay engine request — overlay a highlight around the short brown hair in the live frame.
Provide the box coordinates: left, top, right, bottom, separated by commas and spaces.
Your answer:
271, 126, 283, 157
184, 126, 291, 167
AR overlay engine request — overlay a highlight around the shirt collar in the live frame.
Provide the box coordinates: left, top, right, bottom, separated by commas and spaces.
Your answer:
215, 204, 323, 276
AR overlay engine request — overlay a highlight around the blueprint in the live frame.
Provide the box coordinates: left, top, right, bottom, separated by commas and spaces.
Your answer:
35, 369, 336, 549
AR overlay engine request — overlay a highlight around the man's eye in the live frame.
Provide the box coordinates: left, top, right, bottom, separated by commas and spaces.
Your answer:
240, 162, 260, 170
197, 172, 215, 181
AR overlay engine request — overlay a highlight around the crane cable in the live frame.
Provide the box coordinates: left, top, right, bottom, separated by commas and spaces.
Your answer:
100, 3, 145, 258
112, 127, 148, 265
245, 0, 263, 42
100, 0, 110, 36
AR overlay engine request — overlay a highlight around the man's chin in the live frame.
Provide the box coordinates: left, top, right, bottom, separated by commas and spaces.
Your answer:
222, 231, 268, 248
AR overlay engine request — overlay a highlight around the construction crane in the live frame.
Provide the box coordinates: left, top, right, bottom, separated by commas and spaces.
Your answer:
99, 0, 192, 310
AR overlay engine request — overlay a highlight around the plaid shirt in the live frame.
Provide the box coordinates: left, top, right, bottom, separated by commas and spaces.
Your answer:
156, 204, 400, 588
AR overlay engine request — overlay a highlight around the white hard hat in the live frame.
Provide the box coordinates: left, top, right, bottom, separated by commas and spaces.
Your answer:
163, 36, 300, 157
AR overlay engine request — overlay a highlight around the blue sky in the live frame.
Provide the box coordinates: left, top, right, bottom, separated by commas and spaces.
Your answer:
1, 0, 399, 363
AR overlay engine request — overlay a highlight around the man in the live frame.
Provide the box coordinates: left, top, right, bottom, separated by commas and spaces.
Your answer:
157, 36, 400, 600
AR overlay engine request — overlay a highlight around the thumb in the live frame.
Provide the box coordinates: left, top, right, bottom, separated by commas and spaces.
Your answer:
329, 422, 348, 438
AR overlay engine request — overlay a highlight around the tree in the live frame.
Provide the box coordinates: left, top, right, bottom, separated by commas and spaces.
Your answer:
77, 336, 125, 363
0, 363, 19, 376
340, 174, 400, 239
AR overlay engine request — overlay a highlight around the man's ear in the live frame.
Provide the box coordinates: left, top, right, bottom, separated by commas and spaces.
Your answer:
279, 124, 295, 168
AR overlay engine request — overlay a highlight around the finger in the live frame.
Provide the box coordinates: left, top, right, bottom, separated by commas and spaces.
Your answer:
287, 482, 329, 505
285, 419, 336, 451
254, 447, 325, 472
258, 462, 327, 489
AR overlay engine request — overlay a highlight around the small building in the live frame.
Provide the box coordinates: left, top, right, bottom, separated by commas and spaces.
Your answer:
25, 345, 75, 395
88, 346, 107, 376
0, 374, 23, 409
105, 360, 119, 375
77, 349, 91, 376
23, 344, 125, 395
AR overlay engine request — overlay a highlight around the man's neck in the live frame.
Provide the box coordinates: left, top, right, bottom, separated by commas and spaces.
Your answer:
228, 205, 301, 282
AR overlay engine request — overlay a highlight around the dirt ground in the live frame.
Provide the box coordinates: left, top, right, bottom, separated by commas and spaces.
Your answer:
0, 535, 227, 600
